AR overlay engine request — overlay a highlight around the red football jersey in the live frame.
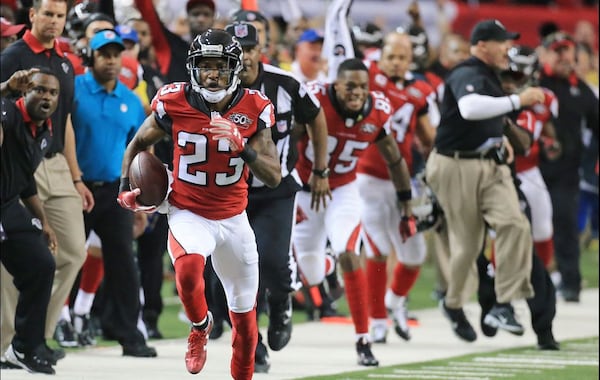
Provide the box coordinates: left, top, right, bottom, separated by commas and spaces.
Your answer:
152, 83, 274, 219
296, 82, 392, 190
515, 88, 558, 173
358, 61, 434, 178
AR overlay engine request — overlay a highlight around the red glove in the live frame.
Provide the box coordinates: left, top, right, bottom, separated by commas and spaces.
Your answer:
399, 215, 417, 242
206, 116, 245, 154
117, 188, 157, 214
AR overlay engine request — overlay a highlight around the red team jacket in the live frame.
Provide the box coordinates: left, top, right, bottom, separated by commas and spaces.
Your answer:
514, 88, 558, 173
357, 61, 434, 178
296, 82, 393, 190
152, 84, 275, 219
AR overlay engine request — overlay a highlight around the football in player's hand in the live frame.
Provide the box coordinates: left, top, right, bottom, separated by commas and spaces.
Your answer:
129, 151, 168, 206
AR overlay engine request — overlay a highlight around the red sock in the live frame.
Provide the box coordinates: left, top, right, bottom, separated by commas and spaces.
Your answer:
343, 269, 369, 334
79, 253, 104, 293
390, 262, 420, 297
174, 255, 207, 323
534, 239, 554, 268
229, 309, 258, 380
366, 259, 387, 319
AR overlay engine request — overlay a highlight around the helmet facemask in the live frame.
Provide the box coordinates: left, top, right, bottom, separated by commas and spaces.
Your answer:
186, 30, 243, 103
500, 46, 539, 94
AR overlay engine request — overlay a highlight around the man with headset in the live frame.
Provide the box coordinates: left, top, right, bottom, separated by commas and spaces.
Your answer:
71, 29, 155, 357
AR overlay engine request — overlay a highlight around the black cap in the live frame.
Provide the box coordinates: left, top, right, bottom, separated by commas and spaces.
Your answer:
470, 19, 520, 45
231, 9, 268, 26
225, 22, 259, 47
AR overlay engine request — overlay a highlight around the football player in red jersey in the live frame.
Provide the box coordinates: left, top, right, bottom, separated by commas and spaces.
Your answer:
357, 32, 439, 344
502, 45, 560, 269
117, 29, 281, 379
294, 58, 415, 367
323, 0, 439, 344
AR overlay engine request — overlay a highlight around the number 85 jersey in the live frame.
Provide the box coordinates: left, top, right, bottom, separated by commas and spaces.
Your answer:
296, 82, 393, 190
152, 83, 275, 220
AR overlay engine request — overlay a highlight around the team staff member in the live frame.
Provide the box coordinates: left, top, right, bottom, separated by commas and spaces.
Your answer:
0, 67, 60, 374
71, 30, 155, 357
425, 19, 545, 342
538, 31, 599, 303
0, 0, 94, 358
225, 22, 330, 373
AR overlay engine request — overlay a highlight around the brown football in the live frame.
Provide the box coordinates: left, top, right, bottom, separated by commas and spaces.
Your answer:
129, 151, 168, 207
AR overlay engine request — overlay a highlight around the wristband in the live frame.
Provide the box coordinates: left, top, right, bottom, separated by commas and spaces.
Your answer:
396, 190, 412, 202
73, 179, 82, 184
119, 177, 131, 193
239, 145, 258, 163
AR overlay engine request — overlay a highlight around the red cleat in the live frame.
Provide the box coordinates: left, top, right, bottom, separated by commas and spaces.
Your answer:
185, 312, 213, 374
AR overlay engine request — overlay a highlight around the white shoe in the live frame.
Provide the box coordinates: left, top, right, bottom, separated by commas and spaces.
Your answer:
385, 291, 411, 341
370, 319, 388, 343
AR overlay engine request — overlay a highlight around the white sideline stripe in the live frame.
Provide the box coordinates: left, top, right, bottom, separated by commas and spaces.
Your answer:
421, 364, 541, 374
520, 350, 599, 359
448, 360, 564, 369
368, 374, 486, 380
392, 369, 513, 377
475, 356, 599, 366
448, 360, 562, 370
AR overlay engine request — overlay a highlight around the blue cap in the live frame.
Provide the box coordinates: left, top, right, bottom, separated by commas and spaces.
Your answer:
297, 29, 324, 44
115, 25, 139, 43
90, 29, 125, 51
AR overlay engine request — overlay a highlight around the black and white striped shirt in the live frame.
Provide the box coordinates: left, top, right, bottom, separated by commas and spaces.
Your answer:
247, 63, 321, 199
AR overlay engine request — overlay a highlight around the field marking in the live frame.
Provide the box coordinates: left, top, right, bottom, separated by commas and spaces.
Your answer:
476, 356, 598, 366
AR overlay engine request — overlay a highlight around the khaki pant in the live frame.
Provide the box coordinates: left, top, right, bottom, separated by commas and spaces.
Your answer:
425, 151, 534, 308
1, 154, 87, 352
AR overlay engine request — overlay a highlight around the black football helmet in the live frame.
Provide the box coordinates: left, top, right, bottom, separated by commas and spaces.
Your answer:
65, 0, 97, 41
501, 45, 539, 91
186, 29, 243, 103
411, 172, 444, 233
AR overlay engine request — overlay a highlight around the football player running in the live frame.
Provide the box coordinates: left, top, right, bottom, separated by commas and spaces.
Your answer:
293, 57, 415, 367
117, 29, 281, 379
323, 0, 439, 344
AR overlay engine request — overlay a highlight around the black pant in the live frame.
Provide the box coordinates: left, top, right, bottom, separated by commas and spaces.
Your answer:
546, 178, 581, 292
0, 201, 55, 353
137, 213, 168, 326
478, 183, 556, 337
83, 181, 144, 347
247, 195, 296, 310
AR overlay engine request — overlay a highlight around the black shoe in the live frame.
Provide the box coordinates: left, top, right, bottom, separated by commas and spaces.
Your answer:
208, 320, 224, 340
4, 344, 55, 374
42, 344, 65, 365
483, 304, 524, 336
73, 313, 97, 346
147, 326, 164, 340
254, 339, 270, 373
560, 288, 580, 303
356, 337, 379, 366
0, 357, 22, 369
440, 300, 477, 342
122, 343, 157, 357
53, 319, 79, 348
267, 295, 293, 351
537, 330, 560, 351
480, 305, 497, 337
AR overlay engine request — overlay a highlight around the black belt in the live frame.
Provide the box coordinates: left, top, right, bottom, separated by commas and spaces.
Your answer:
436, 148, 498, 160
45, 152, 58, 159
84, 180, 118, 190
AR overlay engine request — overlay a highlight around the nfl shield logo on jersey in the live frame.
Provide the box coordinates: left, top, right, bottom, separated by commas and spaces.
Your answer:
234, 24, 249, 38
